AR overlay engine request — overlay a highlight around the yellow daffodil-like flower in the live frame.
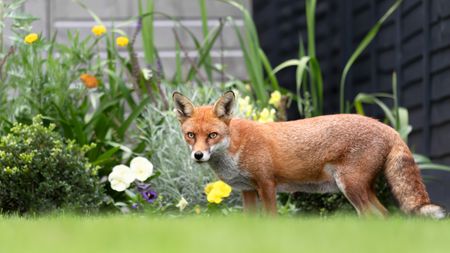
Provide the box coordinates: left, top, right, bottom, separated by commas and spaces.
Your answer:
91, 25, 106, 36
80, 73, 99, 89
238, 96, 254, 118
204, 180, 232, 204
268, 90, 282, 108
116, 36, 129, 47
256, 108, 276, 123
176, 196, 188, 211
24, 33, 38, 45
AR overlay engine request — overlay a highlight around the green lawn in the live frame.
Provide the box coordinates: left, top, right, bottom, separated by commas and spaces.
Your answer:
1, 214, 449, 253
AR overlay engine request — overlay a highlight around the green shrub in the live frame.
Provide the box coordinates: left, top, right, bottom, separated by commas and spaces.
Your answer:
0, 116, 103, 214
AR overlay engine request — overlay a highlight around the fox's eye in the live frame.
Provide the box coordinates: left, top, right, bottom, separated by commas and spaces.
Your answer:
208, 132, 218, 139
187, 132, 195, 139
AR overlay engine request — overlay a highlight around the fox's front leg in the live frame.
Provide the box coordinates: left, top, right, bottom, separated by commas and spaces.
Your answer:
242, 190, 258, 213
256, 180, 277, 215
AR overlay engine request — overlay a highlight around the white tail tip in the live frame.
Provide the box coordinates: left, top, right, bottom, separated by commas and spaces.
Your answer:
419, 204, 446, 219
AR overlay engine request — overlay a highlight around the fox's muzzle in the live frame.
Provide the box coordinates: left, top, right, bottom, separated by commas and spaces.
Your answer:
191, 150, 211, 162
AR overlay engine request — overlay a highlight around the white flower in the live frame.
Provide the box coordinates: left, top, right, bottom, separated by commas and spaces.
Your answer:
108, 165, 135, 192
109, 178, 130, 192
176, 197, 188, 211
130, 156, 153, 181
142, 68, 153, 80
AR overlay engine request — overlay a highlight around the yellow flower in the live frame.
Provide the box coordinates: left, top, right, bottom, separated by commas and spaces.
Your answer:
91, 25, 106, 36
194, 206, 201, 215
24, 33, 39, 45
204, 182, 215, 195
268, 90, 282, 108
213, 181, 232, 197
238, 96, 254, 118
205, 180, 232, 204
80, 73, 99, 89
116, 36, 129, 47
256, 108, 276, 123
207, 189, 224, 204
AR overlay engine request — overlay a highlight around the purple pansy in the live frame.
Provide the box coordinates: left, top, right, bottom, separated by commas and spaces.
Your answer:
137, 183, 158, 203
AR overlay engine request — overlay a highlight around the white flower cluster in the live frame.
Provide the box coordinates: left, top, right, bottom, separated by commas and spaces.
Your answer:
108, 157, 153, 192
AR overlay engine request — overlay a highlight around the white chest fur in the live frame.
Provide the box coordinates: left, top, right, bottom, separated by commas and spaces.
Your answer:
208, 151, 254, 191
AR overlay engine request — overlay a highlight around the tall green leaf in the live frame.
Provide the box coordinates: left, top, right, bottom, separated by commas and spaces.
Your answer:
339, 0, 403, 112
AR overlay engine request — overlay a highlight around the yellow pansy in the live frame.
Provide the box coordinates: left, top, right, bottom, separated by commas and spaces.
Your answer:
205, 180, 232, 204
91, 25, 106, 36
268, 90, 282, 108
24, 33, 38, 45
207, 189, 224, 204
204, 182, 215, 195
116, 36, 129, 47
213, 181, 232, 197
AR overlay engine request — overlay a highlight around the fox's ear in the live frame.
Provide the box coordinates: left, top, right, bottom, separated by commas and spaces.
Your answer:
172, 92, 195, 121
213, 90, 235, 120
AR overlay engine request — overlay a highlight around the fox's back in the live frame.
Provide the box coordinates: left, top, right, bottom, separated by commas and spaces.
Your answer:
229, 114, 399, 182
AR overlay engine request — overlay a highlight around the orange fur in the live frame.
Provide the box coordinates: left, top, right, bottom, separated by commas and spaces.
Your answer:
173, 91, 445, 218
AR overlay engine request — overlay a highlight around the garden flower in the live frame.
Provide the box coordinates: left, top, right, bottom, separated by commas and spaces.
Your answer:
207, 189, 224, 204
91, 25, 106, 36
109, 178, 130, 192
256, 108, 276, 123
238, 96, 254, 118
130, 156, 153, 181
80, 74, 98, 89
176, 197, 188, 211
116, 36, 129, 47
138, 184, 158, 203
24, 33, 38, 45
204, 180, 232, 204
268, 90, 282, 108
108, 165, 135, 192
142, 68, 153, 80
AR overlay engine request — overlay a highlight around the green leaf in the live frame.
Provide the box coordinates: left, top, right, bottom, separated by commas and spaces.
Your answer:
91, 146, 121, 166
340, 0, 403, 112
117, 97, 150, 138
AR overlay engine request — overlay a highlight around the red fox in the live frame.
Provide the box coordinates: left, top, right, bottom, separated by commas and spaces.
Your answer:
173, 91, 445, 218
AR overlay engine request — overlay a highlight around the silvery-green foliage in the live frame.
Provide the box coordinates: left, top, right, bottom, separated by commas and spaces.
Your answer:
138, 85, 241, 209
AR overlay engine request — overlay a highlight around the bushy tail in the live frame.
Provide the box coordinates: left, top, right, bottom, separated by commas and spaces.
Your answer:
384, 140, 446, 219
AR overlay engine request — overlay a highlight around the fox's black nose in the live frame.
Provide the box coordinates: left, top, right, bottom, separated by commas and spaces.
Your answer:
194, 152, 204, 160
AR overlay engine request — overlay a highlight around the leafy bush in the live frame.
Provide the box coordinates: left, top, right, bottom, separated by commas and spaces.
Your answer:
0, 116, 103, 214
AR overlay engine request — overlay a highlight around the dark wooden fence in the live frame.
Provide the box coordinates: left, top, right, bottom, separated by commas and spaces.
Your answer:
254, 0, 450, 208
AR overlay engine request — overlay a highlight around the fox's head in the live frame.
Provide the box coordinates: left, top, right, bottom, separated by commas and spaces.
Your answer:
172, 91, 235, 162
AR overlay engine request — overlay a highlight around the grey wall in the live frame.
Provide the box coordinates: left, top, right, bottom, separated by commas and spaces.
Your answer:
18, 0, 250, 79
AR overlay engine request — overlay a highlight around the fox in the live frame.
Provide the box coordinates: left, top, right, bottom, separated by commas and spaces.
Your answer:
173, 90, 446, 218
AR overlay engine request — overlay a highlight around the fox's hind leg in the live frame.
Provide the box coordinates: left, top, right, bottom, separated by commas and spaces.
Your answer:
331, 166, 387, 217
